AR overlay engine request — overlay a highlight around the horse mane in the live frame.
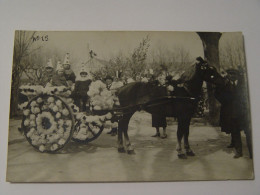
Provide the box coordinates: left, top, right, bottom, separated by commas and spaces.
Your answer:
179, 64, 196, 83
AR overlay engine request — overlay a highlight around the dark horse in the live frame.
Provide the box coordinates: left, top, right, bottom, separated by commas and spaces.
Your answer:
116, 58, 226, 158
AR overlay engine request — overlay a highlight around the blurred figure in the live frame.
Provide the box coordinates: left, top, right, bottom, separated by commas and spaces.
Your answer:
51, 62, 68, 86
63, 53, 76, 86
41, 59, 54, 87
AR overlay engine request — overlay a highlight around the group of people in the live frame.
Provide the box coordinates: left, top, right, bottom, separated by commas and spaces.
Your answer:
41, 53, 76, 88
36, 54, 252, 158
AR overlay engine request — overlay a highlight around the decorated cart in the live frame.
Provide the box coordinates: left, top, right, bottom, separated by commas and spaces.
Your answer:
18, 81, 122, 153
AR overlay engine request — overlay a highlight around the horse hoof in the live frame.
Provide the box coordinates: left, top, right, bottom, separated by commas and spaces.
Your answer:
127, 150, 136, 155
118, 148, 126, 153
178, 154, 187, 159
186, 151, 195, 156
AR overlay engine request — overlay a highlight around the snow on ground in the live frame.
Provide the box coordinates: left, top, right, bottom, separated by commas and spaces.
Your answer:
6, 112, 254, 182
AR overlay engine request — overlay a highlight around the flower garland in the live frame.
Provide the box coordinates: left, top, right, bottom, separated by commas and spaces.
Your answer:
73, 112, 118, 141
23, 96, 73, 152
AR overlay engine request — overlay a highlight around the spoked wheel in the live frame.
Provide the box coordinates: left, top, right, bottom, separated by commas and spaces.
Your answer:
71, 118, 104, 144
21, 94, 75, 153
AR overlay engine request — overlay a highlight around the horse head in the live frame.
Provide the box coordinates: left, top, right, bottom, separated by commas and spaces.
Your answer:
195, 57, 226, 86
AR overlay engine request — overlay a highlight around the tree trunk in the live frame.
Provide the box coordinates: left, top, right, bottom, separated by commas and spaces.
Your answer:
10, 67, 21, 118
197, 32, 222, 125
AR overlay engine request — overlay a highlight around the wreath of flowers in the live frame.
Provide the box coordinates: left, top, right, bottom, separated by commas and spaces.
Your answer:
22, 95, 74, 152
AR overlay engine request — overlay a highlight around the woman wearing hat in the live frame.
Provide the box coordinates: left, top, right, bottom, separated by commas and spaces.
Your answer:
71, 65, 92, 112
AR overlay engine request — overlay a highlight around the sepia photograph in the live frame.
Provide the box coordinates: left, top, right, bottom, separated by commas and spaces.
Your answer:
6, 31, 254, 182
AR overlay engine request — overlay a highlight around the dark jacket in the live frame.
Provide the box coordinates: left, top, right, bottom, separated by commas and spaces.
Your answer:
51, 73, 68, 87
215, 78, 246, 133
72, 79, 92, 98
64, 70, 76, 83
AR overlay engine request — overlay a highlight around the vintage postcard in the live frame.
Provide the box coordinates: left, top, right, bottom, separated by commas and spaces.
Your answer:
6, 31, 254, 182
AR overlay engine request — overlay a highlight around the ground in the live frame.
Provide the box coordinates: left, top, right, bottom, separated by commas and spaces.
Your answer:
6, 112, 254, 182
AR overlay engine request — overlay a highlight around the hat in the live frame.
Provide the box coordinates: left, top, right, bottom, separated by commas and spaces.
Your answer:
196, 56, 205, 63
56, 61, 64, 71
46, 59, 53, 68
80, 63, 88, 75
63, 53, 70, 65
105, 75, 113, 81
226, 68, 240, 76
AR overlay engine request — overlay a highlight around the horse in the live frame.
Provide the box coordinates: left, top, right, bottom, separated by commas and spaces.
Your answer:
116, 58, 226, 158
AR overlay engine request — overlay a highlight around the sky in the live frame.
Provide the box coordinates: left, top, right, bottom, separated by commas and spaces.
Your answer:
26, 31, 244, 75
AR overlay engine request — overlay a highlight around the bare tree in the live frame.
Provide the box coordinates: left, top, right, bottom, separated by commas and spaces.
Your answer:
149, 46, 192, 75
10, 31, 40, 117
197, 32, 222, 125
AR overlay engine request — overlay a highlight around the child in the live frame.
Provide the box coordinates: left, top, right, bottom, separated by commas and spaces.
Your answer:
71, 65, 92, 112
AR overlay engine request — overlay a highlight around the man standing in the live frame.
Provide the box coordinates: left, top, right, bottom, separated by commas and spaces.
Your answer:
63, 53, 76, 86
215, 68, 246, 158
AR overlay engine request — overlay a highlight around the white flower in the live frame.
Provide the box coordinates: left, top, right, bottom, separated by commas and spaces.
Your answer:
52, 105, 59, 112
23, 109, 30, 116
26, 132, 32, 138
51, 144, 58, 151
55, 100, 62, 108
99, 115, 106, 122
42, 105, 48, 111
24, 119, 30, 126
33, 107, 40, 114
48, 103, 55, 109
65, 98, 73, 104
39, 145, 45, 152
30, 101, 37, 107
58, 138, 66, 145
37, 97, 43, 104
94, 105, 101, 110
56, 112, 61, 119
29, 120, 36, 127
62, 109, 69, 116
65, 120, 72, 127
47, 97, 55, 103
167, 85, 174, 92
57, 128, 64, 135
29, 114, 36, 120
105, 112, 112, 120
58, 119, 64, 126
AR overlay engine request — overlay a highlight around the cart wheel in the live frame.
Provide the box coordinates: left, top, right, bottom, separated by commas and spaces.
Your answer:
21, 94, 75, 153
72, 119, 104, 144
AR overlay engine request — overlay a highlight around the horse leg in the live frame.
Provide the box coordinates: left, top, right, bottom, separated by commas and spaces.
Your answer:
122, 112, 135, 154
176, 118, 186, 159
117, 112, 134, 153
183, 117, 195, 156
117, 117, 125, 153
